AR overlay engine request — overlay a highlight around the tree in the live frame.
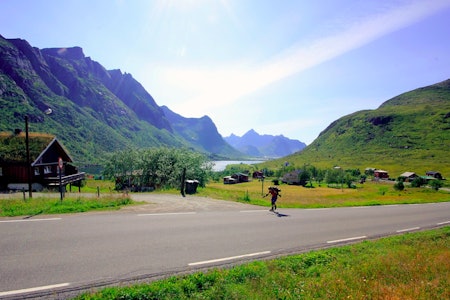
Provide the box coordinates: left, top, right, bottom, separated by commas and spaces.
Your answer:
325, 168, 341, 184
298, 170, 310, 187
410, 177, 425, 188
429, 180, 443, 191
103, 148, 139, 190
393, 181, 405, 191
103, 147, 212, 191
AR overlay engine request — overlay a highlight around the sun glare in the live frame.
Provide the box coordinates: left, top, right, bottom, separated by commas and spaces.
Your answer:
158, 0, 208, 12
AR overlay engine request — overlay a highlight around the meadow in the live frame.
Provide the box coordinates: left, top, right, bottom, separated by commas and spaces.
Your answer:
196, 179, 450, 209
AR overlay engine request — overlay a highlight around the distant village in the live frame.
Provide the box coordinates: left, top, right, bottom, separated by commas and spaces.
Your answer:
222, 167, 444, 185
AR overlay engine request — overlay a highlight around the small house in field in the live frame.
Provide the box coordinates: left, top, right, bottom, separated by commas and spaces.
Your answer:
399, 172, 418, 182
232, 173, 249, 183
426, 171, 443, 180
374, 169, 389, 179
282, 170, 302, 185
0, 132, 85, 192
223, 176, 237, 184
252, 171, 264, 179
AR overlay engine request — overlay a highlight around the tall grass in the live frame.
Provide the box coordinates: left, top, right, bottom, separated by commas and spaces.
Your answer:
76, 227, 450, 299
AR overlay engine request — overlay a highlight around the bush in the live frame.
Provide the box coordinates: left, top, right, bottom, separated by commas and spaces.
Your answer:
393, 181, 405, 191
410, 177, 425, 188
429, 180, 443, 191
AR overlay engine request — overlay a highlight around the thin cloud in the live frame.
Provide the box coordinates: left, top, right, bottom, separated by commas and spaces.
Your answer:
161, 0, 450, 116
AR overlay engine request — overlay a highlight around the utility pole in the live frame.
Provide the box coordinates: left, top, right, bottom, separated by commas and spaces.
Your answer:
25, 116, 32, 198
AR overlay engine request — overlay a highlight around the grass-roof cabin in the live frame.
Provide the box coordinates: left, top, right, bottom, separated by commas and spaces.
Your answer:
0, 132, 85, 192
399, 172, 418, 182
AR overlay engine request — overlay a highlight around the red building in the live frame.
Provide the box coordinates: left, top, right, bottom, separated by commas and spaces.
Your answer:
374, 169, 389, 179
0, 132, 85, 192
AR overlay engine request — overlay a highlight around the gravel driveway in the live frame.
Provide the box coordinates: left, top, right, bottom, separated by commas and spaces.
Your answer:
124, 193, 262, 213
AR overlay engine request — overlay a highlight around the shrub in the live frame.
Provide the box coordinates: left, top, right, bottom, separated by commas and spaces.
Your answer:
393, 181, 405, 191
410, 177, 425, 188
429, 180, 443, 191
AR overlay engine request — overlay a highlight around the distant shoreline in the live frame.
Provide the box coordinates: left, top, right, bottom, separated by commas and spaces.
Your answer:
212, 160, 265, 172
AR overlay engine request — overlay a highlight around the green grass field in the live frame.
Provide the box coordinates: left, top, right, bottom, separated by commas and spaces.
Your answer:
197, 179, 450, 209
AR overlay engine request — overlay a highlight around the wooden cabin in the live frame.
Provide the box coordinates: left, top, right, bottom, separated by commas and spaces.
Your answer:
282, 170, 302, 185
426, 171, 443, 180
374, 169, 389, 179
0, 132, 85, 192
399, 172, 418, 182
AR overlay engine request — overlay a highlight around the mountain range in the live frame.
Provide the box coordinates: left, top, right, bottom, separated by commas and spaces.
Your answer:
1, 35, 306, 164
2, 34, 448, 177
224, 129, 306, 158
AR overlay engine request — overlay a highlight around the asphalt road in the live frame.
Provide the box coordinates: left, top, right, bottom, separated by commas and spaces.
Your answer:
0, 194, 449, 299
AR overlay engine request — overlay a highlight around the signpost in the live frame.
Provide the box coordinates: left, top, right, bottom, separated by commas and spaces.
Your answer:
58, 157, 63, 202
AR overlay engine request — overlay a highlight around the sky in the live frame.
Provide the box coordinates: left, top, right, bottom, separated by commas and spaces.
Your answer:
1, 0, 450, 144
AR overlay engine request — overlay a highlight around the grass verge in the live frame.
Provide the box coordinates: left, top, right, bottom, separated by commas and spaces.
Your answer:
0, 195, 133, 217
75, 226, 449, 299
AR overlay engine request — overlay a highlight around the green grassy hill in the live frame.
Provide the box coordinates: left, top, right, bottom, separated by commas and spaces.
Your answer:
264, 79, 450, 178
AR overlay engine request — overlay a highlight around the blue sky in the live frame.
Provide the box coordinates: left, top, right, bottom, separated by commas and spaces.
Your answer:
2, 0, 450, 144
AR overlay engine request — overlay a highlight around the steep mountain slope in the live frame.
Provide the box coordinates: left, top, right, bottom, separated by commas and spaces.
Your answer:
225, 129, 306, 158
265, 79, 450, 177
0, 35, 241, 164
161, 106, 243, 159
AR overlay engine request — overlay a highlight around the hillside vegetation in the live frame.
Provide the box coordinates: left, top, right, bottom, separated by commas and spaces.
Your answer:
0, 35, 241, 166
263, 79, 450, 178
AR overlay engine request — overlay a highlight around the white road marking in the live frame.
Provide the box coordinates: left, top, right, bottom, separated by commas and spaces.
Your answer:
0, 283, 70, 297
327, 236, 367, 244
437, 221, 450, 225
189, 251, 271, 266
396, 227, 420, 233
0, 217, 61, 223
137, 212, 196, 217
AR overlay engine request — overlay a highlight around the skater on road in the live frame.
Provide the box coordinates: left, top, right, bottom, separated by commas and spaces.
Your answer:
264, 186, 281, 211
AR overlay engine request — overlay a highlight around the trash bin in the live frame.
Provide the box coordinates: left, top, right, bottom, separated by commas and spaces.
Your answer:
185, 180, 199, 194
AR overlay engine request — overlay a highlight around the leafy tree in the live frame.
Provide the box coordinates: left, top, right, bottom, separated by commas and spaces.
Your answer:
394, 181, 405, 191
344, 173, 355, 188
325, 168, 343, 184
103, 147, 212, 190
429, 180, 443, 191
410, 177, 425, 188
315, 169, 325, 185
103, 148, 139, 190
346, 168, 361, 177
298, 170, 310, 187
